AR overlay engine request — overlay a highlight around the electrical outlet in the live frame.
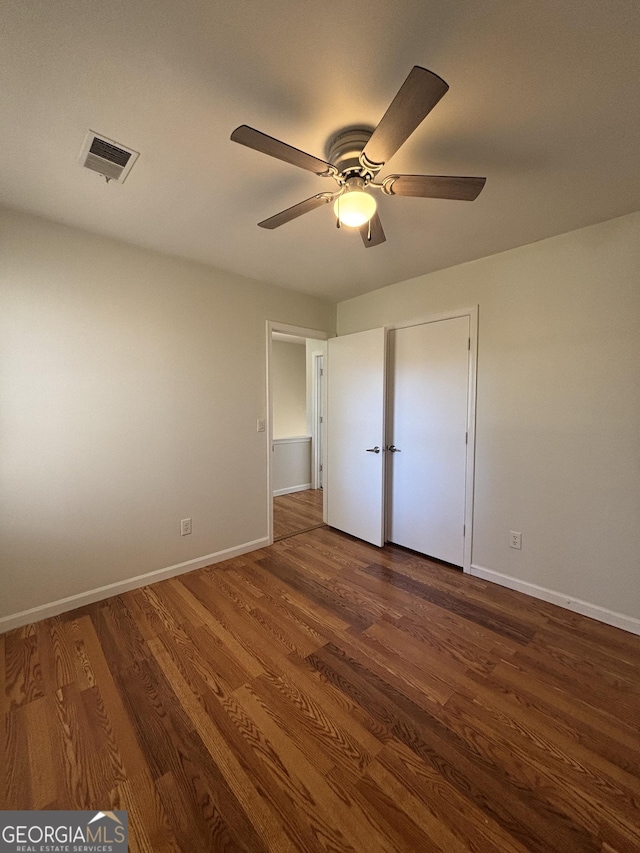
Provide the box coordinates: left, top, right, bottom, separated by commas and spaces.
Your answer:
510, 530, 522, 550
180, 517, 192, 536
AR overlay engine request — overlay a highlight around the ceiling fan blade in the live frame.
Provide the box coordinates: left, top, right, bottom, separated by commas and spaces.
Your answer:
258, 193, 333, 229
231, 125, 335, 176
361, 66, 449, 169
384, 174, 486, 200
359, 211, 386, 247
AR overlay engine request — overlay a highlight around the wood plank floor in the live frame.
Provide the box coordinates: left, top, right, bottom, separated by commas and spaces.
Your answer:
3, 527, 640, 852
273, 488, 324, 540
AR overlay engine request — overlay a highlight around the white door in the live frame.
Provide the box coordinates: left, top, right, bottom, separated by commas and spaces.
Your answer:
314, 354, 324, 489
388, 317, 470, 565
326, 328, 386, 546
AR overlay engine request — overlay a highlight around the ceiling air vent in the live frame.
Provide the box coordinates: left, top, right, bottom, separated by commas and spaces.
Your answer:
79, 130, 139, 183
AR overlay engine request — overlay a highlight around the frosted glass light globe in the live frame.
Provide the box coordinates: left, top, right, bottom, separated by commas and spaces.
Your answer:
334, 190, 377, 227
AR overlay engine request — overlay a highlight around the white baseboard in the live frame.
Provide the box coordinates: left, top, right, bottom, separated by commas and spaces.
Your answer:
0, 536, 269, 634
470, 563, 640, 636
273, 483, 311, 497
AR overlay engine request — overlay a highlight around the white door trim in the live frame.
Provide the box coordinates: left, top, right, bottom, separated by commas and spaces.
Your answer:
384, 306, 478, 573
266, 321, 332, 545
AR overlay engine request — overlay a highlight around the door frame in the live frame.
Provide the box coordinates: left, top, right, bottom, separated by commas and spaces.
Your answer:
266, 321, 332, 545
385, 306, 478, 573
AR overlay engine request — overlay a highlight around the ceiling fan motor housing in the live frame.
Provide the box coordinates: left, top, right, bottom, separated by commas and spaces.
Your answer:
325, 127, 374, 180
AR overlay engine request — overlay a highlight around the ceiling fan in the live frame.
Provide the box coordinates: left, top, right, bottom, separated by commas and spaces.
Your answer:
231, 66, 486, 247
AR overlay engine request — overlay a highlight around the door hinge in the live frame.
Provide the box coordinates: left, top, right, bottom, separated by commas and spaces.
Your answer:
320, 463, 323, 471
320, 368, 324, 376
465, 431, 468, 444
463, 524, 466, 537
320, 416, 323, 423
468, 338, 471, 350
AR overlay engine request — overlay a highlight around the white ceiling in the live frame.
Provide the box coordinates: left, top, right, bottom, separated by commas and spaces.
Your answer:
1, 0, 639, 302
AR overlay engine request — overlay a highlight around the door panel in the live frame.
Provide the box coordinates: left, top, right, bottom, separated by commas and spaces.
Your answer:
388, 317, 469, 565
326, 329, 386, 546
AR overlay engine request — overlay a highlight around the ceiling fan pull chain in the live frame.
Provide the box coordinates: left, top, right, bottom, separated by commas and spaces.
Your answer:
367, 220, 372, 241
336, 194, 340, 228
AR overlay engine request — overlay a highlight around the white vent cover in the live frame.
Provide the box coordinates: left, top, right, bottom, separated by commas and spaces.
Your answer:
79, 130, 139, 183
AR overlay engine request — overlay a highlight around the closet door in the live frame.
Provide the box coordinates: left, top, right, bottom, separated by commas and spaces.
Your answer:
388, 316, 470, 565
326, 328, 386, 546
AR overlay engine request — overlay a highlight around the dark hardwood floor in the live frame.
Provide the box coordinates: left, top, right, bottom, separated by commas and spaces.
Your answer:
3, 526, 640, 851
273, 488, 324, 540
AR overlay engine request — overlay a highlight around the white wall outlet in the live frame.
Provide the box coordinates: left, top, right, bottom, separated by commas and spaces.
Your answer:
180, 517, 192, 536
256, 418, 265, 432
510, 530, 522, 550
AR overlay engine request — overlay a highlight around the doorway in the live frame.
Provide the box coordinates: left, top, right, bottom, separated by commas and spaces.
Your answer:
266, 322, 330, 543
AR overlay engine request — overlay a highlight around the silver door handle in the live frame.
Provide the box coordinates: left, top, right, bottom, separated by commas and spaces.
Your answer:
388, 445, 401, 452
365, 446, 381, 453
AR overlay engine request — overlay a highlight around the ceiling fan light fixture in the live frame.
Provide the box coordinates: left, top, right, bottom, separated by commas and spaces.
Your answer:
334, 179, 376, 227
231, 66, 485, 248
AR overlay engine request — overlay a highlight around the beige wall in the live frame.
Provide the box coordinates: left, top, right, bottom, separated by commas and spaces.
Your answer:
0, 207, 335, 624
338, 212, 640, 625
271, 340, 307, 438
